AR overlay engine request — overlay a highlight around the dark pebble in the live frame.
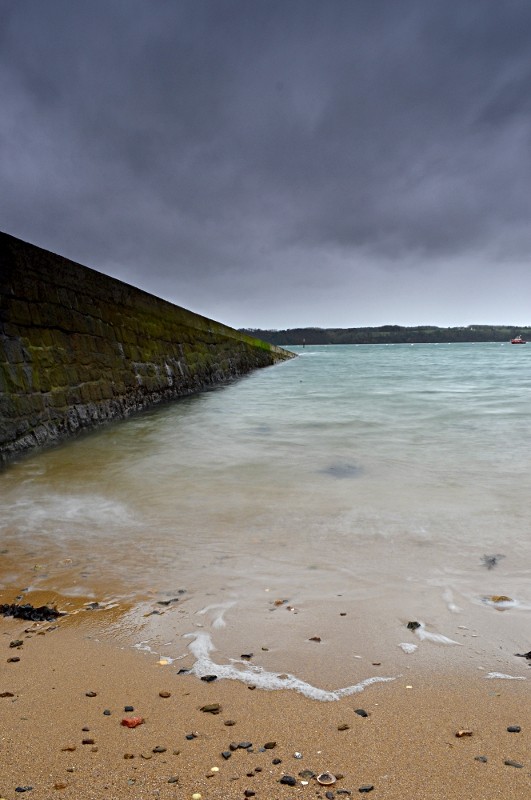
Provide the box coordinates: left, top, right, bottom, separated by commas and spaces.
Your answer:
168, 776, 179, 783
338, 723, 350, 731
185, 733, 197, 740
407, 621, 420, 630
10, 640, 24, 648
224, 720, 236, 726
279, 775, 297, 786
15, 788, 33, 793
474, 756, 488, 763
244, 791, 256, 797
82, 727, 90, 732
221, 751, 232, 760
153, 746, 167, 753
177, 669, 191, 675
103, 709, 111, 716
326, 792, 335, 800
85, 691, 97, 697
7, 657, 20, 663
354, 709, 368, 717
124, 705, 134, 712
82, 738, 95, 745
201, 675, 218, 682
238, 741, 253, 749
264, 741, 277, 749
241, 653, 253, 660
504, 760, 523, 768
272, 758, 282, 764
0, 691, 14, 698
255, 767, 262, 772
200, 703, 221, 714
229, 743, 239, 751
359, 786, 374, 793
507, 726, 521, 733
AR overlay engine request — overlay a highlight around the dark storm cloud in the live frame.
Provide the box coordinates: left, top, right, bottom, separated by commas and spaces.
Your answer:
1, 0, 531, 327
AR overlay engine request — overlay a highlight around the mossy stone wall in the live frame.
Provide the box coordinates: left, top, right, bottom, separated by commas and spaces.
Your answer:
0, 232, 293, 464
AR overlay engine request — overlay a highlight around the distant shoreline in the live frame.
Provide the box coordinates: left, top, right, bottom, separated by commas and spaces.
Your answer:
241, 325, 531, 346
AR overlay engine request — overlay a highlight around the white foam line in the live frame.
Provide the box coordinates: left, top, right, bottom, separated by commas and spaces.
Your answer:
197, 601, 237, 629
484, 672, 526, 680
414, 622, 461, 645
184, 632, 397, 702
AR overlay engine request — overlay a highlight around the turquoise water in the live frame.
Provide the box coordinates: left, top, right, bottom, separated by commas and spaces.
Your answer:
2, 343, 531, 691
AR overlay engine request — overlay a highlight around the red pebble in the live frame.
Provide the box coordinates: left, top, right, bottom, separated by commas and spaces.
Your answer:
121, 717, 144, 728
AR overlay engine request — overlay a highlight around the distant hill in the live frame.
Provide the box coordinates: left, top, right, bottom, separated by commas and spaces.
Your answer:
240, 325, 531, 346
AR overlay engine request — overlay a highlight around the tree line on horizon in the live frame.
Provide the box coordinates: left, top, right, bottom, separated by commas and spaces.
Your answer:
240, 325, 531, 346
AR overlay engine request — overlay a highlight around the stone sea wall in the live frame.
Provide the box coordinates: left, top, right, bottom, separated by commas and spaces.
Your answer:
0, 232, 293, 464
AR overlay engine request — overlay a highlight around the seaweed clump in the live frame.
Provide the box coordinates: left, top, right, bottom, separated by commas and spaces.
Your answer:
0, 603, 66, 621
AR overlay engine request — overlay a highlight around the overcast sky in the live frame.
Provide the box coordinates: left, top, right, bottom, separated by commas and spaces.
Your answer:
2, 1, 531, 330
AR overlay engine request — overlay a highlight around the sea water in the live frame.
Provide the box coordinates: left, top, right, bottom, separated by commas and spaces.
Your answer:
2, 343, 531, 695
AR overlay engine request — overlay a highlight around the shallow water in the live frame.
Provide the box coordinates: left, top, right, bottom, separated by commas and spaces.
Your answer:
2, 343, 531, 694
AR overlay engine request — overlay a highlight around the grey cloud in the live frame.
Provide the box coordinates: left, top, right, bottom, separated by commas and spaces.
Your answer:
1, 0, 531, 326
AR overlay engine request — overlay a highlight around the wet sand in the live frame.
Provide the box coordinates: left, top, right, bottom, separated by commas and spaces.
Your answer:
1, 600, 530, 799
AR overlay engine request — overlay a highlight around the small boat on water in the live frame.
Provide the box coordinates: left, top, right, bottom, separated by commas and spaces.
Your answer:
511, 336, 527, 344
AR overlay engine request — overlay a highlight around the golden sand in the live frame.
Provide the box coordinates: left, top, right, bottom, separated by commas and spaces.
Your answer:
1, 606, 530, 800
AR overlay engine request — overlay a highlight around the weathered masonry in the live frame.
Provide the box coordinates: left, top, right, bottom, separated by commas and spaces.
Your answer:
0, 232, 294, 464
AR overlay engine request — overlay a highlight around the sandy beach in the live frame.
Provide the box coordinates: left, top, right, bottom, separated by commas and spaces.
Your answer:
1, 592, 530, 800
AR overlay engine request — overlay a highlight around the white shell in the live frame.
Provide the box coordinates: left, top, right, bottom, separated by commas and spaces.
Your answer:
317, 773, 336, 785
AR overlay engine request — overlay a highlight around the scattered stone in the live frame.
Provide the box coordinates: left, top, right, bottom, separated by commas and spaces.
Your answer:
10, 640, 24, 648
474, 756, 488, 763
354, 709, 368, 718
299, 770, 316, 779
241, 653, 253, 660
507, 726, 521, 733
54, 783, 67, 790
121, 717, 144, 728
159, 691, 171, 698
224, 720, 236, 726
264, 741, 277, 749
221, 751, 232, 760
177, 669, 191, 674
167, 776, 179, 783
248, 684, 256, 690
201, 675, 217, 682
82, 727, 90, 732
124, 705, 134, 712
124, 754, 135, 759
141, 753, 152, 760
515, 649, 531, 660
7, 657, 20, 663
200, 703, 221, 714
338, 723, 350, 731
153, 746, 167, 753
239, 742, 253, 749
103, 709, 111, 715
244, 791, 256, 797
293, 751, 302, 759
340, 612, 347, 616
326, 792, 335, 800
61, 746, 76, 752
272, 758, 282, 764
0, 691, 14, 697
504, 760, 523, 768
456, 730, 473, 738
279, 775, 297, 786
185, 733, 197, 740
359, 786, 374, 793
85, 691, 97, 697
309, 636, 321, 642
157, 598, 180, 605
14, 788, 33, 793
82, 738, 95, 745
